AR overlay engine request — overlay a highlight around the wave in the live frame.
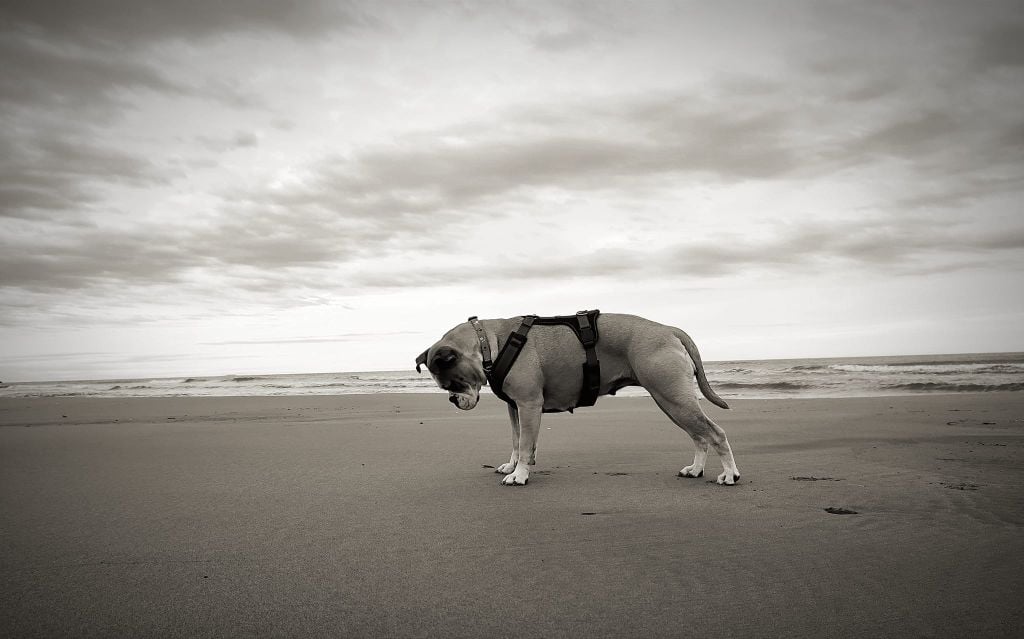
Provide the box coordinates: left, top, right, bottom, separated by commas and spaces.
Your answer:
829, 363, 1024, 375
351, 375, 425, 382
715, 381, 815, 391
881, 382, 1024, 393
232, 376, 259, 382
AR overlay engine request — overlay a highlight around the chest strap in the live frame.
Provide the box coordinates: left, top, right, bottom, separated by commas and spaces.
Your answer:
472, 310, 601, 409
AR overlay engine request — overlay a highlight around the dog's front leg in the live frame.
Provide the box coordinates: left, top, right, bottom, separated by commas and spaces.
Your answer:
495, 403, 520, 474
501, 401, 541, 486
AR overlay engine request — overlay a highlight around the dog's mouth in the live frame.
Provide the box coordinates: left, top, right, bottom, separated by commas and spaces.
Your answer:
448, 391, 478, 411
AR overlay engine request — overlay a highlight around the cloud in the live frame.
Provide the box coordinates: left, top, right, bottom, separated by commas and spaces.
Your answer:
531, 28, 596, 52
0, 36, 183, 116
0, 1, 371, 47
0, 0, 375, 225
2, 0, 1022, 330
196, 130, 260, 153
203, 331, 422, 346
346, 216, 1024, 288
971, 22, 1024, 71
0, 123, 171, 218
250, 89, 804, 226
5, 71, 1021, 301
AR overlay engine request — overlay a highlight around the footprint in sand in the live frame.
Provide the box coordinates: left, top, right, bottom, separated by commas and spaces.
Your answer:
941, 482, 980, 491
824, 507, 858, 515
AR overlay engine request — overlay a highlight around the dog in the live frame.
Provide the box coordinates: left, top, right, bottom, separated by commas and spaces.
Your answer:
416, 313, 740, 486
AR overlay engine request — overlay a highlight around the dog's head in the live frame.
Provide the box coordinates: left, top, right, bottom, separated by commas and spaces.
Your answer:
416, 325, 486, 410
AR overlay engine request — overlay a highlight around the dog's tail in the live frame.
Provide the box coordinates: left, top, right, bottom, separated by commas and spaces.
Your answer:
671, 328, 730, 409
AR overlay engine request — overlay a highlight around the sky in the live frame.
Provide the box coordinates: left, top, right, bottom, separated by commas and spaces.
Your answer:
1, 0, 1023, 382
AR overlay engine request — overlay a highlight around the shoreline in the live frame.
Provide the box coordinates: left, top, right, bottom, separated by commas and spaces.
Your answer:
2, 392, 1022, 637
4, 350, 1022, 401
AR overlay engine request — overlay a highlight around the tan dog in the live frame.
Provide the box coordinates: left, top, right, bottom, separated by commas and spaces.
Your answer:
417, 313, 740, 486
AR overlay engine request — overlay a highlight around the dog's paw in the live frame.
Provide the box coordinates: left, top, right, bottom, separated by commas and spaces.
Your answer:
717, 471, 740, 486
500, 467, 530, 486
678, 465, 704, 478
495, 462, 517, 474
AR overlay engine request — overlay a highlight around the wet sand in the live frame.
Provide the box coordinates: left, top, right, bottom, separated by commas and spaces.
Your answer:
1, 392, 1022, 638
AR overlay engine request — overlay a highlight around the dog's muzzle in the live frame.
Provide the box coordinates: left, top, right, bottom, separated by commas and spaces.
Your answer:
448, 391, 479, 411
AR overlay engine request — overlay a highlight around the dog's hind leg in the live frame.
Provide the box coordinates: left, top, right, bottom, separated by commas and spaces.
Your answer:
496, 403, 521, 474
639, 354, 740, 485
655, 390, 739, 485
679, 437, 709, 478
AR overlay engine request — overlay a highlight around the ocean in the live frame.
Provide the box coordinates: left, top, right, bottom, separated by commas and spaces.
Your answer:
2, 352, 1022, 400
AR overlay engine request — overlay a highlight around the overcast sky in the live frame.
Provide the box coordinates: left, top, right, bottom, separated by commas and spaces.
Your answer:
1, 0, 1023, 381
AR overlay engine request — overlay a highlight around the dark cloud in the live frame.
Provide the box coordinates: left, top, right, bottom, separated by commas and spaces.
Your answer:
248, 75, 1022, 229
250, 91, 802, 228
0, 36, 183, 115
196, 130, 260, 153
347, 217, 1024, 288
840, 112, 957, 161
0, 215, 351, 293
971, 22, 1024, 71
0, 124, 169, 218
0, 1, 370, 47
0, 1, 367, 223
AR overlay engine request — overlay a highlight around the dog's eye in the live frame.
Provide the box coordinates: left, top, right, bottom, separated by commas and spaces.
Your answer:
443, 380, 468, 393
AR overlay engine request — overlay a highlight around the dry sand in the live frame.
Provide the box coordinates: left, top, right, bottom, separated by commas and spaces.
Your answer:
1, 392, 1022, 638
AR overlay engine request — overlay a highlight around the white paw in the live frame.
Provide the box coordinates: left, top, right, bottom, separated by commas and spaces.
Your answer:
501, 467, 529, 486
717, 470, 740, 486
496, 462, 517, 474
678, 465, 704, 478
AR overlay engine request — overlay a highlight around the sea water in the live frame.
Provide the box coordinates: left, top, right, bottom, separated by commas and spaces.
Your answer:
2, 352, 1021, 400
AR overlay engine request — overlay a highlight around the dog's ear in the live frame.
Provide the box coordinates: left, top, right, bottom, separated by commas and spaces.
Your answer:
431, 346, 459, 370
415, 349, 429, 373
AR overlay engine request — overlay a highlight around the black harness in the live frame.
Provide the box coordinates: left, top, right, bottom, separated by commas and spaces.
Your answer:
470, 310, 601, 410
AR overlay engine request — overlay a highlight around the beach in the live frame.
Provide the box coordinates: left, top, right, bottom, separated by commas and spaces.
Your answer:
1, 392, 1021, 638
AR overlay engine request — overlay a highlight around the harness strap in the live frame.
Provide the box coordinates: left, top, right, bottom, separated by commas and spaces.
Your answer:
482, 310, 601, 409
575, 310, 601, 407
488, 315, 535, 403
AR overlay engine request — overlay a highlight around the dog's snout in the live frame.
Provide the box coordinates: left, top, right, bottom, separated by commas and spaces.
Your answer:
448, 394, 460, 405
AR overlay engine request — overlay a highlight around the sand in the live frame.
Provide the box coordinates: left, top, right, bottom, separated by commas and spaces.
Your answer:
1, 392, 1022, 638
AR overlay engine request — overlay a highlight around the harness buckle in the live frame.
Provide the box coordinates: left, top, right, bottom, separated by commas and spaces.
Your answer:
576, 310, 596, 345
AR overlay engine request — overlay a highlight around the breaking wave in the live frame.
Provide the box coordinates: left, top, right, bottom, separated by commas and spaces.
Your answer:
881, 382, 1024, 393
715, 381, 815, 391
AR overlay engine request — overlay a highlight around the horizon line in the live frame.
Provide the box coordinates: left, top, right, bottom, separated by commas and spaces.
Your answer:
3, 350, 1022, 386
